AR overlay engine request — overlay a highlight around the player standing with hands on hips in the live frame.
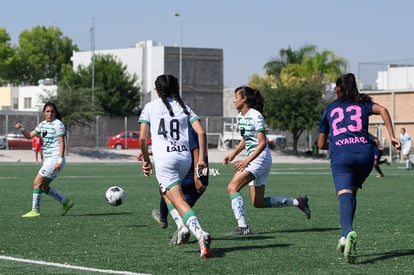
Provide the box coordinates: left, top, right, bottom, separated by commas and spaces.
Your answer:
15, 102, 74, 218
223, 86, 311, 236
318, 73, 400, 264
138, 74, 211, 258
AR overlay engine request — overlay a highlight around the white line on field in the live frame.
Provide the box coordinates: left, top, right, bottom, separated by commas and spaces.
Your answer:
0, 255, 150, 275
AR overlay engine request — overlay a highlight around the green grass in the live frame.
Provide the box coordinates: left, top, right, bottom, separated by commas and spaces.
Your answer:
0, 161, 413, 274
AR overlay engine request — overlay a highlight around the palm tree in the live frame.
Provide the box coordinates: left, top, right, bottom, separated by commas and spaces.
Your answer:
264, 44, 317, 84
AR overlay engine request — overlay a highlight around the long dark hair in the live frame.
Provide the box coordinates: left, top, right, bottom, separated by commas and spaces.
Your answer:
155, 74, 189, 117
235, 86, 264, 114
43, 101, 62, 120
336, 73, 372, 103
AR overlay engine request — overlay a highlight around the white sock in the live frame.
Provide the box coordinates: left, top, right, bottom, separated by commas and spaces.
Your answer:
46, 187, 67, 204
32, 190, 42, 210
269, 196, 297, 207
169, 207, 188, 232
231, 193, 248, 228
185, 215, 203, 240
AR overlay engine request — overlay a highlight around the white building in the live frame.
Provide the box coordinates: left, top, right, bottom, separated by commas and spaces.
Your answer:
376, 64, 414, 90
72, 40, 163, 104
72, 40, 224, 116
0, 84, 57, 112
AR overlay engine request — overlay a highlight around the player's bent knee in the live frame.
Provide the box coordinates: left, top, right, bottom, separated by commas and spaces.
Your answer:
337, 189, 353, 196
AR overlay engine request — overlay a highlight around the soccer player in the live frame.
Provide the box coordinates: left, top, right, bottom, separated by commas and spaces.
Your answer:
399, 128, 413, 170
138, 74, 211, 258
223, 86, 311, 236
137, 127, 209, 245
373, 136, 389, 178
15, 102, 74, 218
318, 73, 400, 263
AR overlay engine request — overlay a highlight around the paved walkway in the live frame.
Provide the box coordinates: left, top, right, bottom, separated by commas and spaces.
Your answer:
0, 147, 329, 164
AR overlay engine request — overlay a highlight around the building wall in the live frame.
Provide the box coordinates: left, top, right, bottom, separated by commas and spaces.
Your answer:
71, 41, 223, 117
0, 85, 57, 111
164, 46, 223, 116
0, 87, 12, 109
367, 90, 414, 147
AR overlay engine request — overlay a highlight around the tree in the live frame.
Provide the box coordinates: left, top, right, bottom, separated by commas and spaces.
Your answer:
41, 85, 99, 130
7, 26, 78, 85
0, 28, 15, 85
264, 44, 317, 85
60, 54, 141, 117
253, 44, 348, 154
263, 82, 326, 155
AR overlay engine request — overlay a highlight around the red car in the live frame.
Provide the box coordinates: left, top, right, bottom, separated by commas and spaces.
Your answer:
7, 133, 33, 150
107, 131, 151, 149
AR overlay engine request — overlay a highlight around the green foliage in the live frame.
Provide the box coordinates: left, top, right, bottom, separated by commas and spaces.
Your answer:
7, 26, 78, 85
65, 54, 141, 117
255, 44, 348, 154
264, 82, 326, 154
0, 28, 15, 84
264, 44, 317, 85
0, 162, 413, 274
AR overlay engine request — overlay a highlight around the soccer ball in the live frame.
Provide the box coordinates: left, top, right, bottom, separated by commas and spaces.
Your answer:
105, 186, 126, 206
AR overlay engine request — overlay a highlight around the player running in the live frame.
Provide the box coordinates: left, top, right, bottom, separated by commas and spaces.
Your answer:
138, 74, 211, 258
318, 73, 400, 263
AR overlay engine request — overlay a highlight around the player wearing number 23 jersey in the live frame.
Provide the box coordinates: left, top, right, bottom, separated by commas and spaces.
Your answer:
318, 73, 400, 264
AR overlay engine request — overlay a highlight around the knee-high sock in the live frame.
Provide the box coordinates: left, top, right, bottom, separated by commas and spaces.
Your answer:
32, 188, 42, 210
182, 209, 204, 240
406, 159, 412, 169
159, 198, 168, 221
44, 187, 67, 204
230, 192, 248, 228
167, 203, 186, 230
338, 193, 355, 237
265, 196, 296, 207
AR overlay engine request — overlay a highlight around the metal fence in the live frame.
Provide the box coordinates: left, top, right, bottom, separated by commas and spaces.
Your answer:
1, 112, 314, 151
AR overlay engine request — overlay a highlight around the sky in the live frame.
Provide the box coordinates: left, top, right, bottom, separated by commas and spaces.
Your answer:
3, 0, 414, 88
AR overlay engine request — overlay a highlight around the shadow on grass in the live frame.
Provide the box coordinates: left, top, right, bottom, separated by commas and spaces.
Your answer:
213, 234, 276, 241
74, 212, 133, 216
359, 249, 414, 264
260, 227, 339, 234
203, 243, 291, 258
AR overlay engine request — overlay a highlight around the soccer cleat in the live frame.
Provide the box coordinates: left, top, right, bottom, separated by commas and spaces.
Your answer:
199, 232, 212, 258
227, 226, 252, 236
376, 174, 384, 178
344, 231, 358, 264
62, 199, 74, 216
297, 195, 311, 219
337, 236, 346, 253
151, 209, 168, 229
22, 209, 40, 218
177, 228, 191, 245
170, 228, 191, 245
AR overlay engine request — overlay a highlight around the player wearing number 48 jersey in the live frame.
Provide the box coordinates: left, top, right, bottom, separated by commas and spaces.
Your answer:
138, 74, 211, 258
318, 73, 400, 264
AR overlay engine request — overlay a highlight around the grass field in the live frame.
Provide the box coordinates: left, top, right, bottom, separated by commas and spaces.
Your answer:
0, 161, 413, 274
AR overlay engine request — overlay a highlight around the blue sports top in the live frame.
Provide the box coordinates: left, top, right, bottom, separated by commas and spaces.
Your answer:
319, 99, 375, 155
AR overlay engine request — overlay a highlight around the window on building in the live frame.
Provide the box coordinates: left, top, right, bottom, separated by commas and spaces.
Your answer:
24, 98, 32, 109
13, 98, 18, 109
